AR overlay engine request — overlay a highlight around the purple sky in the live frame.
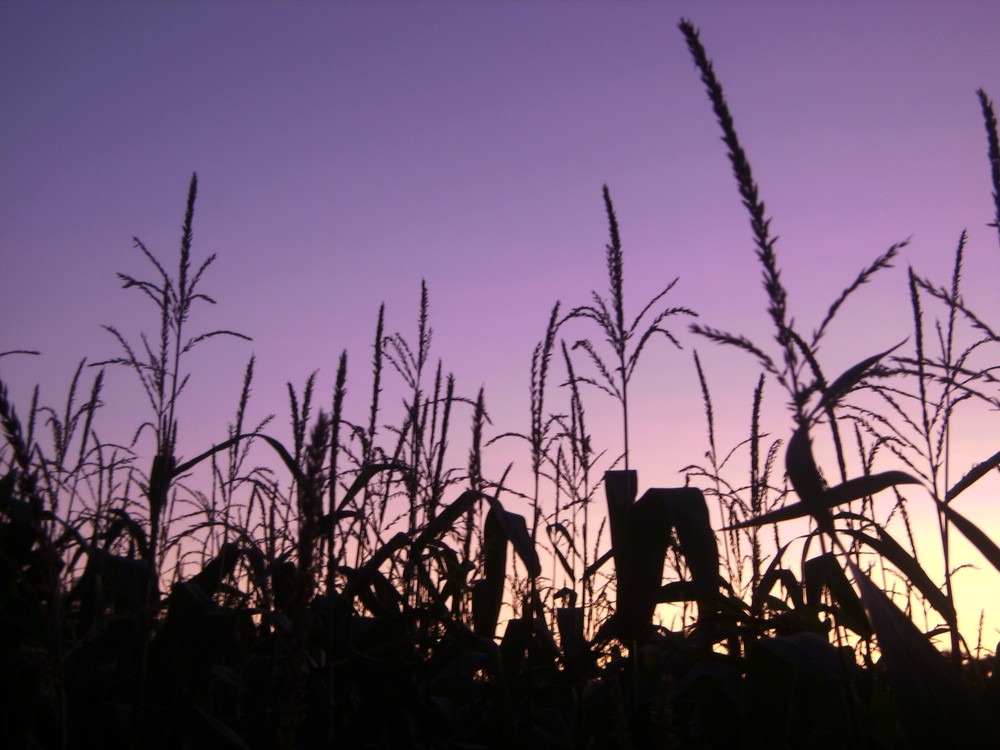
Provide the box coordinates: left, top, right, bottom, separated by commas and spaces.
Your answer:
2, 1, 998, 640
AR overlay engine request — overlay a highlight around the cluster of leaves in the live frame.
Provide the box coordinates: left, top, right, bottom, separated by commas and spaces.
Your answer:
3, 19, 1000, 750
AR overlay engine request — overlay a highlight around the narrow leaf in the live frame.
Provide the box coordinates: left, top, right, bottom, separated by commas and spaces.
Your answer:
583, 548, 613, 579
825, 470, 922, 506
840, 526, 955, 624
785, 425, 832, 533
661, 487, 719, 610
658, 580, 697, 603
727, 469, 920, 529
473, 506, 508, 636
488, 502, 541, 578
335, 461, 409, 514
851, 563, 997, 746
803, 553, 871, 639
817, 341, 904, 412
946, 447, 1000, 501
341, 531, 409, 602
552, 544, 575, 582
938, 501, 1000, 575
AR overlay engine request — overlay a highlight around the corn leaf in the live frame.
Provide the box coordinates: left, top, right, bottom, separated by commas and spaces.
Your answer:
728, 469, 920, 529
938, 500, 1000, 575
803, 552, 871, 639
583, 548, 613, 579
663, 486, 719, 609
946, 447, 1000, 501
784, 425, 832, 533
851, 563, 997, 745
839, 526, 955, 624
485, 499, 541, 578
613, 486, 673, 639
473, 506, 507, 637
817, 341, 904, 412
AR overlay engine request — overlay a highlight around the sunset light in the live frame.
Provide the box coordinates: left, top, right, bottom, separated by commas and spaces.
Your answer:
2, 2, 998, 747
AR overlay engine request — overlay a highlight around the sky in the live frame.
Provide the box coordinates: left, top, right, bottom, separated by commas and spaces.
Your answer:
2, 1, 998, 643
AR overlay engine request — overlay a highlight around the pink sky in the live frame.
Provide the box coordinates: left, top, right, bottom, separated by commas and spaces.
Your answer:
2, 1, 998, 642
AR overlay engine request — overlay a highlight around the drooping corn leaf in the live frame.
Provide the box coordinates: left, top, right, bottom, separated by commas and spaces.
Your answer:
341, 531, 409, 602
547, 521, 579, 553
552, 544, 575, 582
187, 540, 241, 599
938, 500, 1000, 575
851, 562, 997, 746
556, 606, 586, 663
750, 541, 796, 610
752, 566, 805, 612
662, 486, 719, 611
473, 506, 507, 638
546, 522, 578, 581
604, 469, 638, 556
102, 508, 151, 560
838, 526, 955, 625
803, 552, 871, 639
485, 498, 541, 578
606, 477, 672, 640
349, 566, 403, 618
334, 461, 410, 514
784, 424, 832, 535
411, 489, 483, 552
422, 541, 471, 616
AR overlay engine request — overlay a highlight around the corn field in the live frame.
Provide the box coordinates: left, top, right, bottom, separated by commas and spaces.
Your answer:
2, 20, 999, 749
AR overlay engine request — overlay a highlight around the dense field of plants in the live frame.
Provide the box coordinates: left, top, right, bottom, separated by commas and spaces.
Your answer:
3, 21, 998, 749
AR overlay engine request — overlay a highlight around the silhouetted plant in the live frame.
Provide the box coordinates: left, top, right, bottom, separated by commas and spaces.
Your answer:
568, 185, 696, 470
1, 21, 997, 750
681, 16, 999, 747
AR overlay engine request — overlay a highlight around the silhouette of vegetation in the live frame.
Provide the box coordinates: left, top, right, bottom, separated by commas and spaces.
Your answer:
2, 20, 998, 749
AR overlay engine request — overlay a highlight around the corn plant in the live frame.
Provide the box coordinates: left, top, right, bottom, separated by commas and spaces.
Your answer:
1, 19, 998, 750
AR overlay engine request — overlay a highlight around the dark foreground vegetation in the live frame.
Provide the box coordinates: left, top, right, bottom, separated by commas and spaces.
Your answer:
3, 21, 999, 749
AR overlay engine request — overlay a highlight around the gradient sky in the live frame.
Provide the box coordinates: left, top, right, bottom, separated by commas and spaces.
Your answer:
2, 1, 998, 642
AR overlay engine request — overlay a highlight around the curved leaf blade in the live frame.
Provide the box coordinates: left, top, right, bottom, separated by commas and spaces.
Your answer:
938, 501, 1000, 575
727, 470, 921, 529
839, 526, 955, 624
